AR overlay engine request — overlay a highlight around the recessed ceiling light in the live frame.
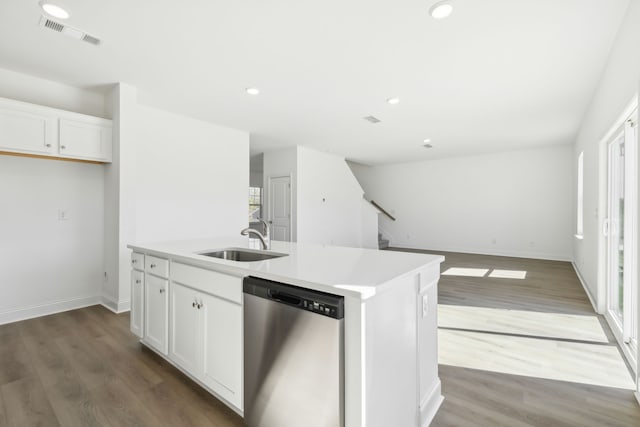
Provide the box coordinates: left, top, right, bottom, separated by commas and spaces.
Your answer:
246, 87, 260, 95
387, 97, 400, 105
429, 1, 453, 20
423, 138, 432, 144
39, 1, 70, 19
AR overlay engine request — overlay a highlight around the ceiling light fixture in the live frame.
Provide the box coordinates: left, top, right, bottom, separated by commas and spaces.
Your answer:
423, 138, 432, 144
429, 1, 453, 20
387, 97, 400, 105
39, 1, 70, 19
246, 87, 260, 95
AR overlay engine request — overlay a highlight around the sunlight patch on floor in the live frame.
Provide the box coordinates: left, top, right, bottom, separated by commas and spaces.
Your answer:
442, 267, 489, 277
438, 305, 609, 343
439, 329, 635, 390
488, 269, 527, 279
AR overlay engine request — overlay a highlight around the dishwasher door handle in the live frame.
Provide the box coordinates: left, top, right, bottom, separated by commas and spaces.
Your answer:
269, 291, 302, 306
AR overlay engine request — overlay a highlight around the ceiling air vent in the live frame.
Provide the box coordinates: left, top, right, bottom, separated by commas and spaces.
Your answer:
363, 115, 381, 124
82, 34, 100, 45
39, 16, 101, 46
44, 18, 64, 32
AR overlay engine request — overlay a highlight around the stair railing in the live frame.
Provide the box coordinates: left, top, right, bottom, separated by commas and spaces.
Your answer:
370, 200, 396, 221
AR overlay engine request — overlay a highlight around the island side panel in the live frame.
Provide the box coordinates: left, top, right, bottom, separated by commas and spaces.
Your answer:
418, 264, 444, 426
344, 295, 365, 427
364, 273, 420, 427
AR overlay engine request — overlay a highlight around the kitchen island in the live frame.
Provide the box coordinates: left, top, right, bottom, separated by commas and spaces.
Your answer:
128, 237, 444, 427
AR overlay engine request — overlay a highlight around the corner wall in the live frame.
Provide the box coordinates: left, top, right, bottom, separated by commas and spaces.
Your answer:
104, 85, 250, 310
351, 145, 573, 260
572, 0, 640, 306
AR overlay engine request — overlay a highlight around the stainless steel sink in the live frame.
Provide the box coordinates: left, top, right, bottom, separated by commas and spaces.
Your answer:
197, 248, 287, 262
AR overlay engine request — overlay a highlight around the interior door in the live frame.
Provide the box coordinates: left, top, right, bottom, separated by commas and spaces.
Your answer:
269, 176, 291, 241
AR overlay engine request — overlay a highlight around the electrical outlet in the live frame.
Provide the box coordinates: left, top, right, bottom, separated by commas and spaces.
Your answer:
422, 294, 429, 318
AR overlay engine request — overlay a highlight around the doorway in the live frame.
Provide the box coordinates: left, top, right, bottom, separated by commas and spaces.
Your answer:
268, 175, 291, 241
604, 107, 638, 365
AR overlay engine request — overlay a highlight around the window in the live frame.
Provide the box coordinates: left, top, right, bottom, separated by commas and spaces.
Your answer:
249, 187, 262, 222
576, 151, 584, 238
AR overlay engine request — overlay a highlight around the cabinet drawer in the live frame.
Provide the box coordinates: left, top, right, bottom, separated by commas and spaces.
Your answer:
146, 255, 169, 278
171, 262, 242, 304
131, 252, 145, 270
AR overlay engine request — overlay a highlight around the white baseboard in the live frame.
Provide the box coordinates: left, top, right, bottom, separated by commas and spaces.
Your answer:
388, 243, 571, 262
420, 379, 444, 427
0, 295, 102, 325
101, 294, 131, 313
571, 262, 599, 313
635, 391, 640, 407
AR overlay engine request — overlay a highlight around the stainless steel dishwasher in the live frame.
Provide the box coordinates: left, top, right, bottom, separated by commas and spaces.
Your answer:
243, 276, 344, 427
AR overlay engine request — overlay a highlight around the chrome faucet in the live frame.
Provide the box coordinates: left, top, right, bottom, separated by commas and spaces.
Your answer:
241, 219, 271, 250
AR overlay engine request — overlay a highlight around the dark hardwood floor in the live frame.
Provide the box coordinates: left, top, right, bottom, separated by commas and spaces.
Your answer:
0, 250, 638, 426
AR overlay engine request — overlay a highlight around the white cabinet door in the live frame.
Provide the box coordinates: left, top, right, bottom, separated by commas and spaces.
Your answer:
58, 118, 112, 161
200, 292, 243, 409
130, 270, 144, 338
0, 105, 56, 155
145, 275, 169, 354
170, 282, 200, 374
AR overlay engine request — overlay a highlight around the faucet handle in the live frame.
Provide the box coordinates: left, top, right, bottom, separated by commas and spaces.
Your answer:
258, 218, 270, 237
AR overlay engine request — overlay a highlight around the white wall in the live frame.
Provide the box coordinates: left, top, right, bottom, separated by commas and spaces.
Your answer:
0, 157, 105, 323
263, 147, 298, 241
573, 0, 640, 305
134, 104, 249, 242
103, 84, 250, 310
0, 70, 107, 323
297, 146, 376, 248
0, 67, 107, 118
351, 145, 573, 260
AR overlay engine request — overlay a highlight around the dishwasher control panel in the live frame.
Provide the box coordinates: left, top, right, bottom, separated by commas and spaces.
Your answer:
244, 276, 344, 319
302, 299, 339, 317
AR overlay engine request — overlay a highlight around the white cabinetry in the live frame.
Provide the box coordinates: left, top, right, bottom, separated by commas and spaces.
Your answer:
144, 256, 169, 355
200, 291, 242, 407
58, 118, 112, 161
0, 96, 112, 162
170, 282, 200, 373
169, 263, 243, 410
131, 270, 145, 338
0, 104, 56, 155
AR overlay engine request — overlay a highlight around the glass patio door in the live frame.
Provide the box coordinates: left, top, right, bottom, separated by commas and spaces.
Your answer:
606, 109, 637, 356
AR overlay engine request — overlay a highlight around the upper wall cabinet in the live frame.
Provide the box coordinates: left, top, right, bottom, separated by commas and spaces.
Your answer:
0, 97, 112, 163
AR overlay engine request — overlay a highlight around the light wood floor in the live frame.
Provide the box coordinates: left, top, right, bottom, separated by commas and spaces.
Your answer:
0, 250, 638, 426
390, 248, 640, 427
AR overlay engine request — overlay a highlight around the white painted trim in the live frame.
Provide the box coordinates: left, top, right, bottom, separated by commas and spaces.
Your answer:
604, 310, 638, 375
420, 379, 444, 427
388, 243, 571, 262
101, 293, 131, 313
572, 262, 599, 313
597, 95, 639, 315
0, 295, 102, 325
635, 391, 640, 407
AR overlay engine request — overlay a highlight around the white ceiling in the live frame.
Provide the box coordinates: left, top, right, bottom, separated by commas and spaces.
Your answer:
0, 0, 630, 164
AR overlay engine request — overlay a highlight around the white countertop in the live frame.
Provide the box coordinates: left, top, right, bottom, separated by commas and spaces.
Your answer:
128, 237, 444, 299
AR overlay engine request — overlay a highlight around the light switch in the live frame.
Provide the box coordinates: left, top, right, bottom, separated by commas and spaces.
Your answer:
58, 210, 69, 221
422, 294, 429, 318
